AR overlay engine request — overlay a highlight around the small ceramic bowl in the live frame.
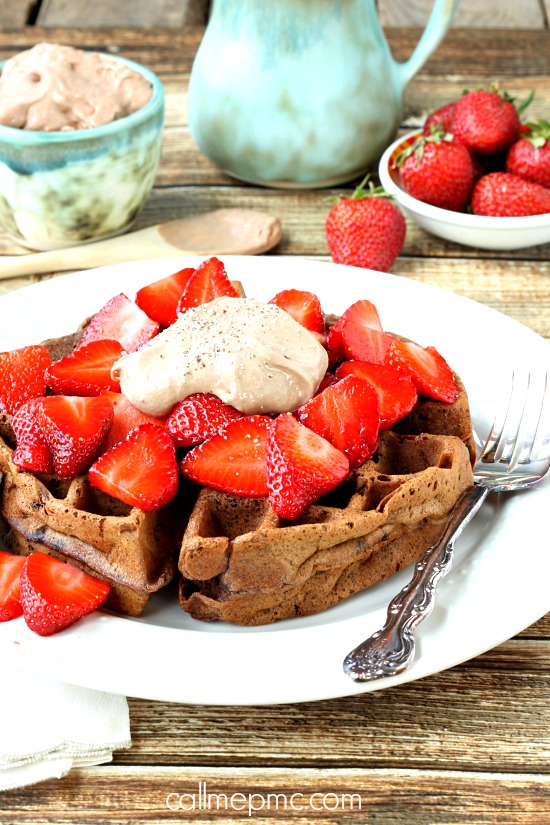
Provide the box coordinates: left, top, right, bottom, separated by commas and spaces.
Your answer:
379, 130, 550, 251
0, 54, 164, 251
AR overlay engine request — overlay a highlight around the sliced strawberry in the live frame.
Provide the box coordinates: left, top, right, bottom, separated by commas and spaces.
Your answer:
266, 414, 349, 520
100, 391, 168, 452
297, 374, 380, 468
89, 423, 179, 511
268, 289, 325, 334
166, 393, 244, 447
315, 371, 338, 395
0, 551, 25, 622
38, 395, 114, 479
19, 552, 110, 636
327, 300, 383, 364
175, 257, 240, 313
11, 398, 53, 474
180, 415, 270, 497
340, 299, 384, 331
336, 361, 418, 429
0, 345, 51, 415
135, 266, 196, 327
77, 293, 159, 353
341, 320, 394, 364
46, 339, 124, 396
388, 339, 460, 404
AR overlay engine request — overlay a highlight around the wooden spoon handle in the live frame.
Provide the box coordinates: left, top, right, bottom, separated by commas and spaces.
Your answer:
0, 227, 184, 279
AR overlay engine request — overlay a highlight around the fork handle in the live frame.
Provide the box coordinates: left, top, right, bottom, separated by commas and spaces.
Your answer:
343, 485, 488, 682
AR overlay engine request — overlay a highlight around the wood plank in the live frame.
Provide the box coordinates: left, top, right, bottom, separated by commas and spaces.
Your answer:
117, 665, 550, 771
2, 27, 550, 77
379, 0, 546, 28
0, 1, 37, 27
2, 766, 549, 824
36, 0, 209, 28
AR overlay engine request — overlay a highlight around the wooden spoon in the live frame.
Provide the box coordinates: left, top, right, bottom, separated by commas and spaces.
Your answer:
0, 209, 282, 279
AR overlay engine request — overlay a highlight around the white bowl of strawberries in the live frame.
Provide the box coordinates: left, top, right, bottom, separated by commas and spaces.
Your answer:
379, 88, 550, 251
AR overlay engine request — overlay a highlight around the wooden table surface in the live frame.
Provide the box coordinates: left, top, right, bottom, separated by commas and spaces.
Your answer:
1, 18, 550, 825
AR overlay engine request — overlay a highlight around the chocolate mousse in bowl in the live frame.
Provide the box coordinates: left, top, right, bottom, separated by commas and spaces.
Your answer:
0, 43, 164, 251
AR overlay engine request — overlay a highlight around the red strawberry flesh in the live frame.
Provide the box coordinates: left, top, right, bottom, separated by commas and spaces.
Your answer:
266, 414, 349, 520
46, 339, 124, 396
77, 293, 159, 353
268, 289, 325, 334
0, 551, 25, 622
0, 345, 51, 415
180, 415, 270, 497
11, 398, 54, 474
20, 552, 110, 636
38, 395, 114, 479
135, 266, 196, 327
89, 423, 179, 511
166, 393, 244, 447
297, 374, 380, 468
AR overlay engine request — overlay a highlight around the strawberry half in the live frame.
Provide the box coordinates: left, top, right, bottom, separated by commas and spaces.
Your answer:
38, 395, 114, 479
0, 551, 25, 622
46, 339, 124, 396
327, 299, 384, 363
166, 393, 244, 447
341, 320, 394, 364
0, 345, 51, 415
89, 423, 179, 511
77, 293, 160, 353
11, 398, 53, 474
297, 374, 380, 468
268, 289, 325, 334
175, 257, 240, 313
135, 266, 196, 327
387, 340, 460, 404
336, 361, 418, 429
100, 391, 168, 452
19, 552, 110, 636
180, 415, 271, 497
266, 414, 349, 520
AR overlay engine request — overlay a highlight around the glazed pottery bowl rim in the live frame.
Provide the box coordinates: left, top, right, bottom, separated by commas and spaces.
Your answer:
0, 52, 164, 146
379, 129, 550, 231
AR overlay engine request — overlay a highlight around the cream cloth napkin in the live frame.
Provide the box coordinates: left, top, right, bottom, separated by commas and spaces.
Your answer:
0, 667, 131, 791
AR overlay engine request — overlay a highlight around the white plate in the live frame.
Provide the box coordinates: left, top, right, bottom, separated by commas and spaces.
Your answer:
0, 256, 549, 705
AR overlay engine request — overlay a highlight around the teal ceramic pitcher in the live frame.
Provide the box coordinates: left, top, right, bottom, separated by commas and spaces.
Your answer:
188, 0, 457, 188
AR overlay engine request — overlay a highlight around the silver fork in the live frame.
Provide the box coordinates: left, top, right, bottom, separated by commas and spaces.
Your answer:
343, 371, 550, 683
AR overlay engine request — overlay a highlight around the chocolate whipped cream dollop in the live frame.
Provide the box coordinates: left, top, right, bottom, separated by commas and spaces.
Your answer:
0, 42, 152, 131
112, 297, 329, 417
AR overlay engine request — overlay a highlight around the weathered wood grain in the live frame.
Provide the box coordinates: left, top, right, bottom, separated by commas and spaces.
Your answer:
36, 0, 209, 27
118, 663, 550, 772
379, 0, 546, 29
1, 766, 549, 824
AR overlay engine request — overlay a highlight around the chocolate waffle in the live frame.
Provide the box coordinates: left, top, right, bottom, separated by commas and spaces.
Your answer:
0, 416, 190, 616
0, 291, 475, 624
178, 389, 475, 626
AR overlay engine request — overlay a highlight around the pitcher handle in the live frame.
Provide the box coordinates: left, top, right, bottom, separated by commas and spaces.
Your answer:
394, 0, 458, 89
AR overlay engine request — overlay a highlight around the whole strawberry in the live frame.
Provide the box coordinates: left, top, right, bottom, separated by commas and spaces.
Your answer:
325, 178, 406, 272
506, 120, 550, 188
394, 127, 474, 212
452, 89, 520, 155
471, 171, 550, 217
423, 100, 456, 136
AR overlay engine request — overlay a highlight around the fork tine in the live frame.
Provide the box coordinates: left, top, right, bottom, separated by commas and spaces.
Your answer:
480, 372, 549, 474
480, 371, 517, 463
494, 372, 531, 471
528, 372, 550, 463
